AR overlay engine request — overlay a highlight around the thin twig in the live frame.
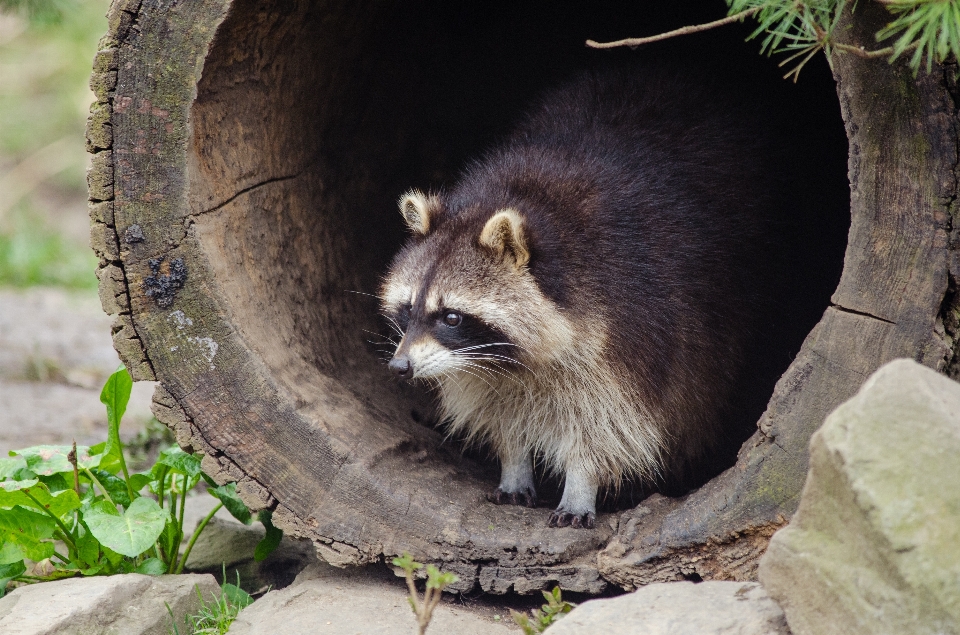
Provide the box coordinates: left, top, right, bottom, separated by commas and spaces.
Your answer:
68, 441, 80, 498
833, 40, 920, 59
586, 7, 761, 49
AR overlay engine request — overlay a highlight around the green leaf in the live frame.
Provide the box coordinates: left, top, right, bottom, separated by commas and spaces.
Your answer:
254, 510, 282, 561
156, 447, 202, 478
0, 560, 26, 598
12, 445, 101, 476
0, 455, 27, 480
0, 478, 39, 492
0, 541, 24, 565
75, 526, 101, 569
100, 366, 133, 472
135, 557, 166, 575
84, 496, 169, 558
0, 482, 81, 517
37, 473, 70, 492
101, 543, 124, 569
221, 582, 253, 609
128, 473, 153, 494
391, 552, 422, 573
89, 469, 137, 507
425, 564, 459, 590
0, 507, 56, 561
207, 482, 251, 525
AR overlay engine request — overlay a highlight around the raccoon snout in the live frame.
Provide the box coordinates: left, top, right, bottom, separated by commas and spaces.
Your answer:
388, 356, 413, 378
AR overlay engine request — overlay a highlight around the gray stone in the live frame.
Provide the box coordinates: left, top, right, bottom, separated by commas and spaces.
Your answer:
759, 359, 960, 635
227, 562, 518, 635
0, 573, 219, 635
183, 513, 317, 593
547, 581, 789, 635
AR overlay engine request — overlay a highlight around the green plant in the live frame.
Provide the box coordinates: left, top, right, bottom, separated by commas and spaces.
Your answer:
392, 553, 460, 635
0, 367, 282, 596
168, 573, 253, 635
588, 1, 960, 79
510, 587, 576, 635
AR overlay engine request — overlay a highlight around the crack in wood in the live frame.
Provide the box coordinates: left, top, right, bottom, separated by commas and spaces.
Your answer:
829, 303, 897, 325
191, 172, 303, 219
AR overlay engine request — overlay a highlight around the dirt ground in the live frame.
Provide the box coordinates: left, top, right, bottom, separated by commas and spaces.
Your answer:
0, 286, 155, 454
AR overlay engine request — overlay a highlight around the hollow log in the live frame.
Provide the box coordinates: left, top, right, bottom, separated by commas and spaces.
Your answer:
88, 0, 960, 594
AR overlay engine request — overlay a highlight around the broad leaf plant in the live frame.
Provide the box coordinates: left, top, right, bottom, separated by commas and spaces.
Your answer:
0, 367, 282, 595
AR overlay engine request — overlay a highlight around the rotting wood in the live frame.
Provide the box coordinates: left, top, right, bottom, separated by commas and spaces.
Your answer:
88, 0, 960, 593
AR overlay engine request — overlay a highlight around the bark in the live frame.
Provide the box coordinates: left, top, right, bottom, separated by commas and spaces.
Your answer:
88, 0, 960, 593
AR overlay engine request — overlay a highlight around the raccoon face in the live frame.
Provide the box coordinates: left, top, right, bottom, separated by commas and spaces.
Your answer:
380, 191, 573, 380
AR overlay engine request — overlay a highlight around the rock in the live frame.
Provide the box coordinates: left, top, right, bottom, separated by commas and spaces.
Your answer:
183, 514, 317, 593
0, 573, 219, 635
227, 561, 518, 634
546, 581, 789, 635
759, 359, 960, 635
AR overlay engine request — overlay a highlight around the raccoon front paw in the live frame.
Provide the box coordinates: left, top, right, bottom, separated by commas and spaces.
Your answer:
547, 509, 596, 529
487, 487, 538, 508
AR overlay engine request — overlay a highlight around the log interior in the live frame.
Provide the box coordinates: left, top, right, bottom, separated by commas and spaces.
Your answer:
103, 0, 853, 592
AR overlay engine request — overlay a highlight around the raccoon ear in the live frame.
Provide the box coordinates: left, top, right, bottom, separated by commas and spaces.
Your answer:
479, 209, 529, 269
398, 189, 438, 236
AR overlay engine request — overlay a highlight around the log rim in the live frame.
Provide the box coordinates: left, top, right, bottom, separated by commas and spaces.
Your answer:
86, 0, 960, 593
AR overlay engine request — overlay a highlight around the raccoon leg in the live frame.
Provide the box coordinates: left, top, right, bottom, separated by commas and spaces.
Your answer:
548, 469, 597, 529
487, 452, 537, 508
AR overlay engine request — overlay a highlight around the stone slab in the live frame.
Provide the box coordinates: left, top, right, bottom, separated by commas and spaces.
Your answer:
0, 573, 219, 635
547, 581, 789, 635
227, 562, 518, 634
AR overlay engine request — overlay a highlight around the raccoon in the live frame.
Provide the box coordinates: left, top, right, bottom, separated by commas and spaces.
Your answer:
379, 62, 823, 528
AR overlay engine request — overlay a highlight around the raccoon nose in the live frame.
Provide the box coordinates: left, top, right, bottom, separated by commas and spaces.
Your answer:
389, 356, 412, 378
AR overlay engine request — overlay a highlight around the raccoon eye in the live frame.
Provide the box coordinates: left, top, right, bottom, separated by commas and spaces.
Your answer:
443, 311, 462, 327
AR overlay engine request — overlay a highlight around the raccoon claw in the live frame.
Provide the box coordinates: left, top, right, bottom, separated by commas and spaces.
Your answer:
487, 487, 538, 508
548, 510, 596, 529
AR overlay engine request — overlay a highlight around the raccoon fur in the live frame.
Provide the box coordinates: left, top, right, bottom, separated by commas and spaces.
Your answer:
380, 62, 825, 528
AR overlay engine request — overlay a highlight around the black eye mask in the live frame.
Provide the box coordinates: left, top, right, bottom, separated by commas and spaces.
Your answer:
430, 311, 516, 361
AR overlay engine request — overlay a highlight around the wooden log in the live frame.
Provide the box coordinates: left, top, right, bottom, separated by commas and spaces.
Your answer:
87, 0, 960, 593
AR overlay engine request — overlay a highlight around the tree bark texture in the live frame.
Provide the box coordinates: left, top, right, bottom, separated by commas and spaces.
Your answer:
88, 0, 960, 594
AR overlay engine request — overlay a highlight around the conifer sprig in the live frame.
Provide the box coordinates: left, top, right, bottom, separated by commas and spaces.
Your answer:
727, 0, 960, 77
877, 0, 960, 72
589, 1, 960, 79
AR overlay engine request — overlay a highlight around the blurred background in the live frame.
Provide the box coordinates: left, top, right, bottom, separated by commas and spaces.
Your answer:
0, 0, 158, 457
0, 0, 104, 288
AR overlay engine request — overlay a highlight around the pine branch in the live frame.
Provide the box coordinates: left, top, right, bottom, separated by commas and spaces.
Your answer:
585, 8, 761, 49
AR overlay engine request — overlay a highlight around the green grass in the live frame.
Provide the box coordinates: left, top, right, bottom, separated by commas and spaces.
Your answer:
169, 576, 254, 635
0, 210, 97, 288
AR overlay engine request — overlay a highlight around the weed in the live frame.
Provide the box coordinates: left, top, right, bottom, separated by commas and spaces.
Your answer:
168, 571, 254, 635
393, 553, 460, 635
510, 587, 576, 634
0, 367, 283, 595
